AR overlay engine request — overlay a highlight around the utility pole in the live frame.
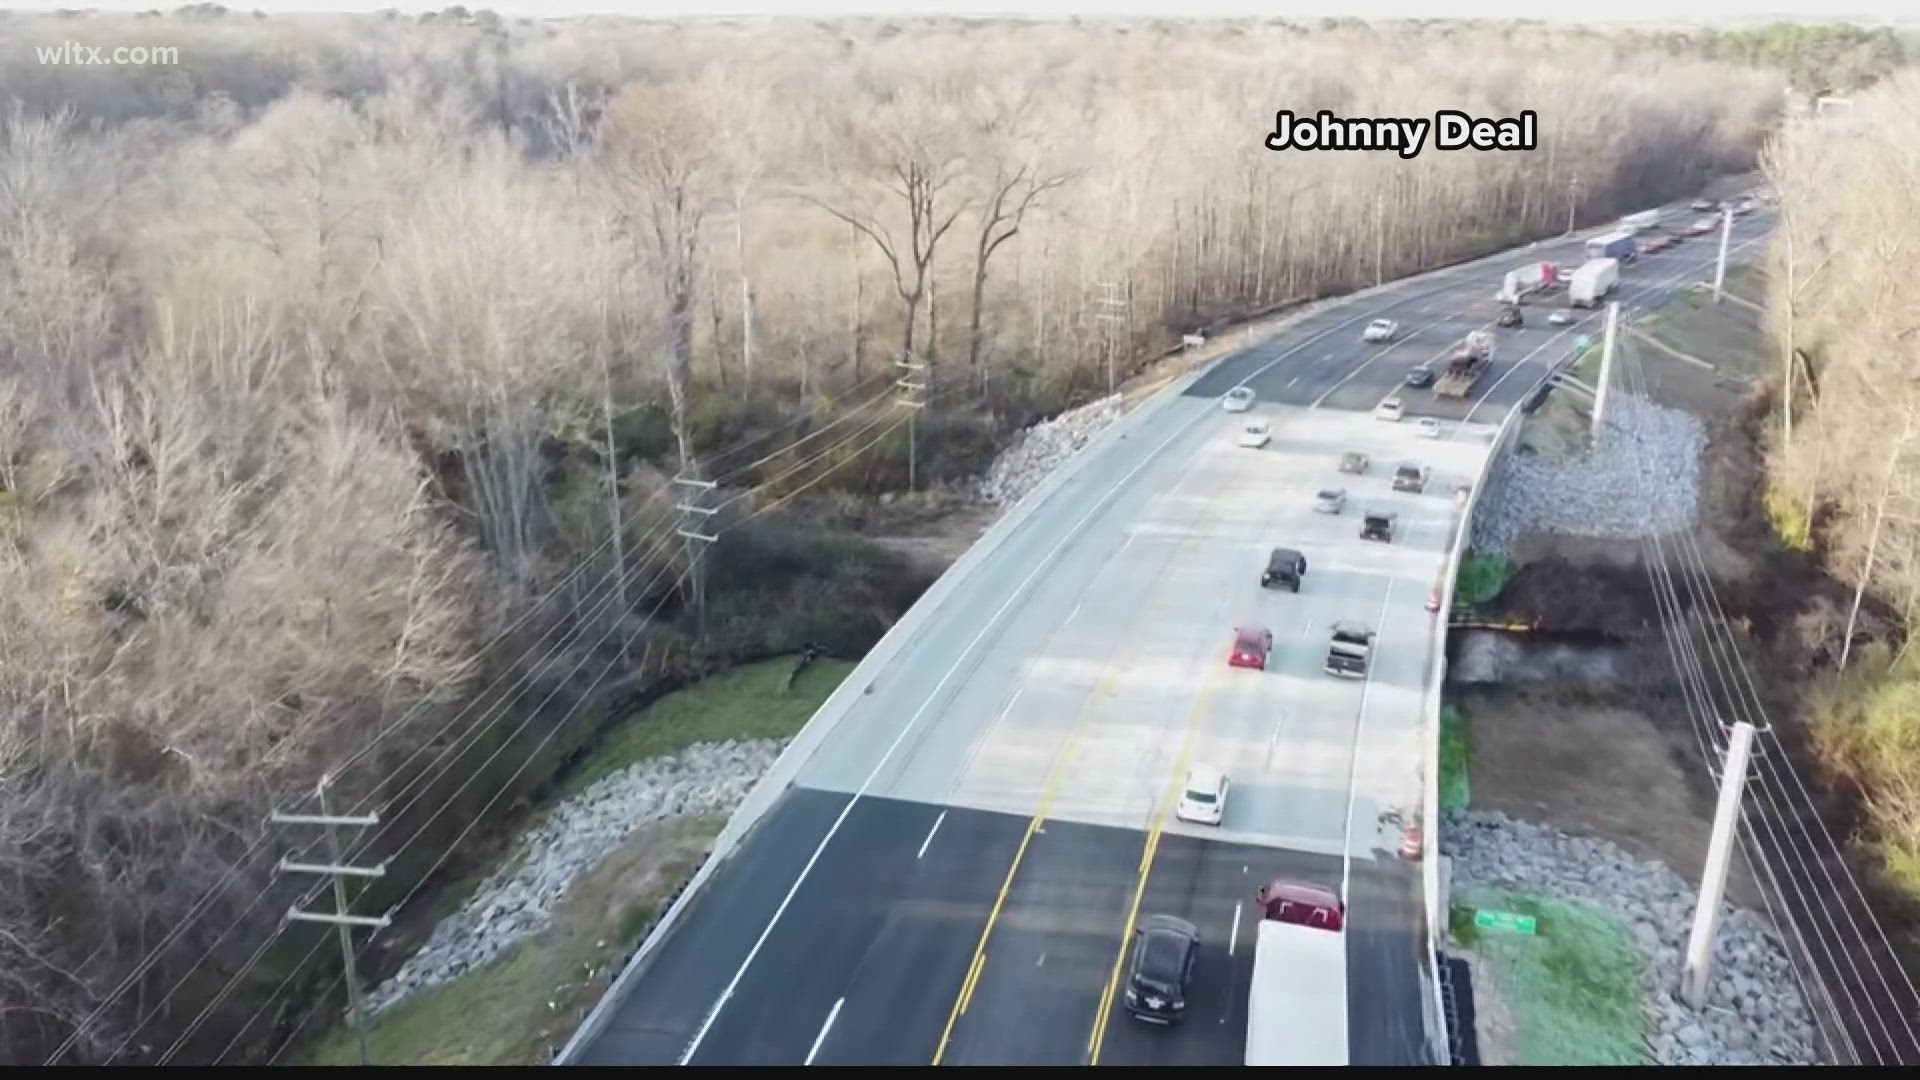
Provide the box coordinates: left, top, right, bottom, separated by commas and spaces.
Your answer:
893, 359, 928, 491
671, 473, 718, 643
1566, 177, 1580, 236
599, 351, 627, 656
1713, 205, 1734, 304
1682, 721, 1756, 1009
1591, 301, 1619, 441
1094, 282, 1129, 396
272, 775, 390, 1067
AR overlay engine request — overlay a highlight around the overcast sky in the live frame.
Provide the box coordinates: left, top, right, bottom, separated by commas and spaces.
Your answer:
1, 1, 1910, 21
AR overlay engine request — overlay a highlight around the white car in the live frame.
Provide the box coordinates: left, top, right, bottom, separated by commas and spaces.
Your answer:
1314, 487, 1347, 515
1237, 420, 1272, 449
1416, 418, 1441, 439
1175, 767, 1229, 826
1548, 309, 1573, 326
1373, 397, 1405, 422
1222, 386, 1256, 413
1362, 319, 1399, 343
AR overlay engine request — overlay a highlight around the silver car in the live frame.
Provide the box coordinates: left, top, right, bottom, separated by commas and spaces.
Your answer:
1314, 488, 1347, 515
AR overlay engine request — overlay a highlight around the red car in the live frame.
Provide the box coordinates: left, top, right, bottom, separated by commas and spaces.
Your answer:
1256, 878, 1346, 931
1229, 626, 1274, 670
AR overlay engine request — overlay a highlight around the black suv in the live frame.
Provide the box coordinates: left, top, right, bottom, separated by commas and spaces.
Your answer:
1261, 547, 1307, 592
1403, 363, 1435, 389
1124, 914, 1200, 1025
1361, 511, 1396, 543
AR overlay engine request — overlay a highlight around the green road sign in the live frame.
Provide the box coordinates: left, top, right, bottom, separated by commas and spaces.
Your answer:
1474, 909, 1538, 935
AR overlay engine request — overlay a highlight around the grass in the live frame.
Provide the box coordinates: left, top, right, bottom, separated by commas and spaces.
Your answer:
1454, 551, 1514, 608
1439, 705, 1472, 813
300, 816, 724, 1067
299, 652, 854, 1066
561, 653, 854, 797
1449, 888, 1649, 1066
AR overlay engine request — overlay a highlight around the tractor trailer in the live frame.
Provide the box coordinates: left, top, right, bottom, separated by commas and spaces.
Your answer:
1432, 330, 1493, 398
1245, 881, 1349, 1066
1568, 257, 1620, 308
1584, 229, 1638, 264
1495, 261, 1560, 305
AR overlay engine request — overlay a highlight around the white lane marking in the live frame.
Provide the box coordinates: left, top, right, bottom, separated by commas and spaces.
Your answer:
1338, 580, 1397, 908
1037, 952, 1047, 967
676, 386, 1225, 1062
1067, 598, 1085, 625
916, 810, 948, 860
1458, 235, 1766, 429
1264, 707, 1287, 771
1286, 376, 1299, 389
1309, 320, 1444, 408
804, 998, 844, 1066
1228, 902, 1242, 957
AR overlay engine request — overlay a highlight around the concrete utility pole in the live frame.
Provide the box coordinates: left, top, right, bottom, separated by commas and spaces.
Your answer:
1591, 301, 1619, 441
671, 472, 717, 643
1713, 206, 1734, 304
272, 775, 390, 1066
893, 359, 927, 492
1094, 281, 1129, 396
1683, 721, 1757, 1009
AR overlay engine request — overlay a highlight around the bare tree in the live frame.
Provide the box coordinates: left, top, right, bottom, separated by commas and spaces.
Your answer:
807, 83, 971, 383
963, 89, 1080, 396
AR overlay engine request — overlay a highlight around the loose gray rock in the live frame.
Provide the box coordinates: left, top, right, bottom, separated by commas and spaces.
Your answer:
975, 393, 1127, 507
1472, 393, 1705, 554
1443, 809, 1820, 1066
366, 738, 785, 1014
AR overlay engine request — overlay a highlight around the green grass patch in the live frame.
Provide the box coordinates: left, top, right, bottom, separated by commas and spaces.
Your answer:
1451, 888, 1649, 1065
563, 654, 854, 796
302, 938, 558, 1066
1454, 551, 1513, 608
1439, 705, 1472, 813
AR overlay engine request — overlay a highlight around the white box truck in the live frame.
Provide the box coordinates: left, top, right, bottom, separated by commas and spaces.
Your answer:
1568, 257, 1619, 308
1245, 880, 1349, 1066
1621, 209, 1661, 234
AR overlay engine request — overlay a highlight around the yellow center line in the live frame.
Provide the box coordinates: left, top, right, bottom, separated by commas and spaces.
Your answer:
930, 536, 1204, 1064
1086, 659, 1230, 1064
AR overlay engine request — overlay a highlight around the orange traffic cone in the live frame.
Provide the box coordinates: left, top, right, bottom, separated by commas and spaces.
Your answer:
1400, 825, 1424, 861
1426, 588, 1442, 613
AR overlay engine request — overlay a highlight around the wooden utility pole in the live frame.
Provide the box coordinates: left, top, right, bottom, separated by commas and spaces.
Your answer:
271, 775, 390, 1066
894, 359, 928, 491
672, 472, 718, 643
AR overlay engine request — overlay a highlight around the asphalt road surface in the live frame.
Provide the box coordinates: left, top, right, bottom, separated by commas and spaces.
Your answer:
563, 200, 1775, 1068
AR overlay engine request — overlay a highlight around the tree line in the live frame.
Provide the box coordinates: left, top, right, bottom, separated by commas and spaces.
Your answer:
0, 11, 1781, 1064
1761, 71, 1920, 905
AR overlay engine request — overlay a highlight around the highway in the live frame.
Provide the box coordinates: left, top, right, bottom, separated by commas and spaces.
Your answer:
561, 199, 1776, 1067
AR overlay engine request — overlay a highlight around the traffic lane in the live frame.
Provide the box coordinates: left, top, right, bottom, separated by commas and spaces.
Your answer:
765, 802, 1033, 1067
792, 393, 1221, 801
936, 817, 1160, 1065
569, 787, 858, 1065
1347, 858, 1432, 1066
680, 795, 1013, 1065
1185, 254, 1529, 405
1090, 835, 1348, 1066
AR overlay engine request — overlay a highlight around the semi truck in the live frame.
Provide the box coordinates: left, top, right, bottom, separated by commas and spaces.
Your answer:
1621, 209, 1662, 234
1246, 880, 1349, 1066
1495, 261, 1560, 305
1433, 330, 1493, 398
1568, 257, 1620, 308
1585, 229, 1638, 264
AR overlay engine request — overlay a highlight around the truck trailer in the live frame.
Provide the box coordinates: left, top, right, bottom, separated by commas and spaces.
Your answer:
1245, 882, 1349, 1066
1568, 257, 1620, 308
1584, 229, 1638, 264
1495, 261, 1560, 305
1432, 330, 1493, 398
1621, 209, 1662, 234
